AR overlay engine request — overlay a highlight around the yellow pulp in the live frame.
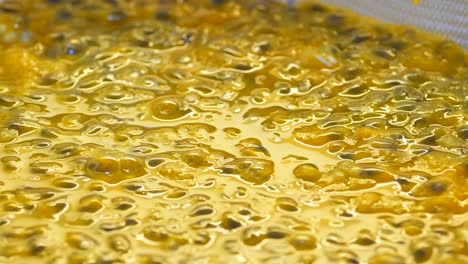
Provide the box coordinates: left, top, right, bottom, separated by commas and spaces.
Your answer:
0, 0, 467, 263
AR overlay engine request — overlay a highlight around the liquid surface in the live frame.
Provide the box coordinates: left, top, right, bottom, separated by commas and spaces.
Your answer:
0, 0, 467, 263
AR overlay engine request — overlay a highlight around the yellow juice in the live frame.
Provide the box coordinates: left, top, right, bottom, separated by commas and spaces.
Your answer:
0, 0, 466, 263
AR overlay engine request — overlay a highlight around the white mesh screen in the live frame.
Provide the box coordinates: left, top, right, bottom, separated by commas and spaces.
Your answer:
290, 0, 468, 49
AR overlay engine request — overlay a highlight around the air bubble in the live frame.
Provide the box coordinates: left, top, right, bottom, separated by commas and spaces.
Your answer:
223, 127, 241, 138
151, 96, 193, 121
0, 0, 467, 262
109, 234, 131, 252
221, 158, 274, 185
52, 178, 79, 189
142, 226, 169, 243
290, 235, 316, 250
276, 198, 299, 212
242, 227, 266, 246
293, 163, 321, 182
220, 216, 242, 230
85, 156, 147, 184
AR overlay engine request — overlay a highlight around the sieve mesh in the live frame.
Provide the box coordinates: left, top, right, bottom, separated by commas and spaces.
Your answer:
295, 0, 468, 49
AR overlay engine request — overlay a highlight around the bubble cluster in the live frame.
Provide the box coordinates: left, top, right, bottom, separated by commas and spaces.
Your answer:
0, 0, 467, 263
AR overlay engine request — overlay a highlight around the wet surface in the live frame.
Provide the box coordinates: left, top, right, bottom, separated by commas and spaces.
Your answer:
0, 0, 467, 263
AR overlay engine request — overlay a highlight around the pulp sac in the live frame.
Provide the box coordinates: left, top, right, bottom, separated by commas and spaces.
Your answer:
0, 0, 467, 263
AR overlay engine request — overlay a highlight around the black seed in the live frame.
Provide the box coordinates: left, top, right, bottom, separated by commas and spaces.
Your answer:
413, 248, 431, 262
41, 128, 59, 139
182, 32, 193, 44
339, 153, 354, 160
29, 94, 44, 101
115, 203, 133, 210
256, 42, 270, 53
234, 64, 251, 71
83, 3, 101, 10
221, 167, 234, 174
7, 124, 20, 131
386, 40, 406, 51
124, 185, 142, 191
355, 237, 374, 246
341, 67, 361, 80
458, 129, 468, 140
147, 159, 164, 167
125, 219, 138, 226
360, 169, 378, 178
396, 178, 410, 185
238, 209, 251, 215
328, 133, 342, 140
102, 226, 118, 232
326, 14, 345, 27
278, 88, 290, 95
1, 5, 19, 13
310, 4, 327, 12
428, 182, 447, 194
56, 10, 72, 21
212, 0, 226, 5
373, 49, 394, 60
45, 44, 63, 58
0, 97, 15, 107
267, 231, 287, 239
41, 193, 55, 199
155, 11, 171, 20
65, 44, 80, 56
107, 10, 126, 22
255, 145, 270, 154
340, 211, 354, 217
193, 208, 214, 216
31, 245, 46, 254
56, 182, 77, 189
352, 35, 370, 44
105, 0, 118, 5
51, 33, 65, 42
134, 39, 150, 47
407, 73, 430, 85
220, 217, 242, 230
420, 135, 437, 145
56, 147, 77, 157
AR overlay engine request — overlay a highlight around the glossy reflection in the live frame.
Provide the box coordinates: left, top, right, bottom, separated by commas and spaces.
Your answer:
0, 0, 466, 263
